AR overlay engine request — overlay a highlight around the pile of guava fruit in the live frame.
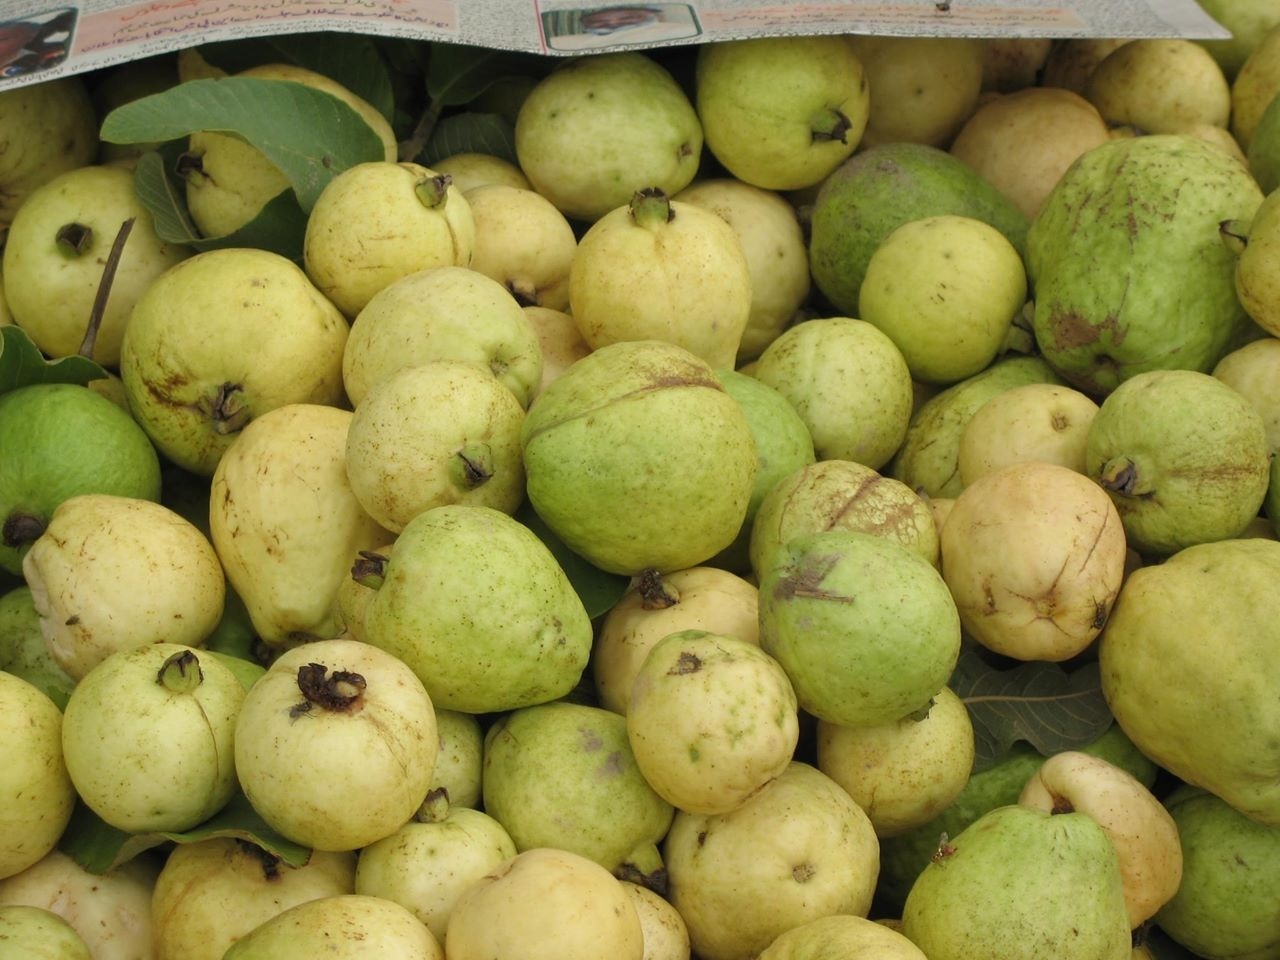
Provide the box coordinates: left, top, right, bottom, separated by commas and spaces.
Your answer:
0, 13, 1278, 960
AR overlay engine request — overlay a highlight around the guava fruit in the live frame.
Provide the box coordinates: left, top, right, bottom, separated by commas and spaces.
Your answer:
303, 161, 476, 318
360, 504, 593, 714
3, 164, 192, 366
0, 586, 74, 709
61, 644, 244, 833
663, 761, 879, 960
758, 914, 927, 960
750, 459, 939, 583
1085, 369, 1270, 556
625, 630, 799, 816
751, 316, 914, 470
515, 51, 702, 222
900, 804, 1132, 960
0, 904, 90, 959
0, 674, 74, 881
949, 86, 1111, 220
808, 141, 1029, 316
1231, 24, 1280, 151
1246, 90, 1280, 194
694, 35, 870, 191
151, 838, 356, 960
0, 77, 98, 228
22, 494, 226, 681
1196, 0, 1280, 78
1026, 134, 1263, 395
444, 847, 644, 960
482, 701, 674, 881
876, 724, 1158, 909
1019, 751, 1183, 928
846, 36, 985, 149
957, 382, 1100, 485
1154, 787, 1280, 959
817, 685, 975, 839
0, 850, 159, 960
568, 188, 752, 371
1083, 39, 1231, 133
183, 63, 398, 239
889, 353, 1065, 498
941, 461, 1127, 662
223, 894, 442, 959
233, 638, 439, 852
342, 264, 543, 409
355, 802, 515, 943
211, 403, 390, 648
0, 383, 161, 576
465, 183, 576, 311
674, 178, 811, 364
1228, 182, 1280, 336
622, 881, 691, 960
758, 530, 961, 728
1099, 537, 1280, 826
592, 565, 760, 716
120, 247, 349, 476
429, 710, 484, 810
520, 339, 757, 574
859, 214, 1027, 385
711, 369, 816, 572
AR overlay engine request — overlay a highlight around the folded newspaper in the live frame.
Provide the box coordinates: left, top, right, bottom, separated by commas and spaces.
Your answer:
0, 0, 1231, 90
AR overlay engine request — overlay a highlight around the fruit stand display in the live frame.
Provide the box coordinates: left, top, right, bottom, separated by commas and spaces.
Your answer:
1, 2, 1279, 958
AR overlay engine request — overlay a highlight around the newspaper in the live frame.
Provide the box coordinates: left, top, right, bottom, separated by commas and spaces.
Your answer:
0, 0, 1230, 91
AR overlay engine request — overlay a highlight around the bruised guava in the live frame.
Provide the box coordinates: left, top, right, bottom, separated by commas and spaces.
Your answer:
1027, 134, 1263, 395
758, 530, 961, 728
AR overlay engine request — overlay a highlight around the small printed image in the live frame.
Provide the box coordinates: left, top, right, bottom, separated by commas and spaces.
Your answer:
541, 3, 700, 52
0, 6, 78, 79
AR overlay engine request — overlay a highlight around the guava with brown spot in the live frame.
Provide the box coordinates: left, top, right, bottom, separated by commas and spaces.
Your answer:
758, 529, 960, 728
1027, 134, 1263, 395
1085, 368, 1270, 556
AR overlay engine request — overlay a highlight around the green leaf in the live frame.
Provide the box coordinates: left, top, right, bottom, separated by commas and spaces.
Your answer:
419, 112, 517, 166
59, 792, 310, 875
515, 501, 628, 620
951, 648, 1114, 773
100, 77, 386, 211
133, 150, 307, 261
426, 43, 544, 107
197, 33, 396, 124
0, 327, 107, 395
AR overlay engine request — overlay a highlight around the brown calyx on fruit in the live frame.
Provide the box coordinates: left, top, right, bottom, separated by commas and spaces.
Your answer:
637, 567, 679, 609
2, 511, 45, 549
55, 221, 92, 256
295, 662, 367, 715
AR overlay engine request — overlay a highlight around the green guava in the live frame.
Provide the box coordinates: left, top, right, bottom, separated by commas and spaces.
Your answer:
1155, 787, 1280, 959
1027, 134, 1263, 395
710, 369, 816, 573
0, 384, 161, 576
360, 504, 593, 714
0, 904, 90, 959
521, 340, 757, 575
758, 530, 961, 728
1085, 369, 1270, 556
482, 701, 673, 883
901, 805, 1131, 960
